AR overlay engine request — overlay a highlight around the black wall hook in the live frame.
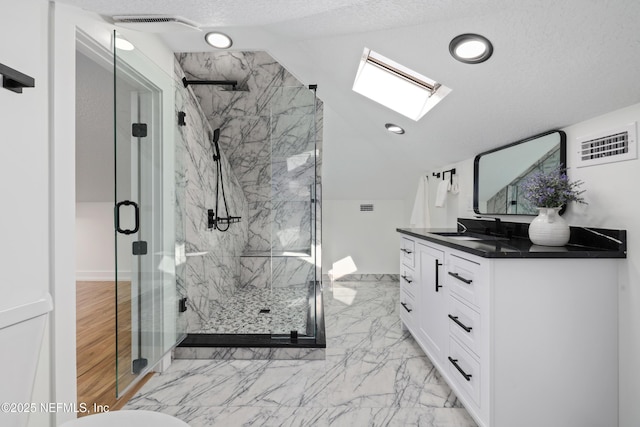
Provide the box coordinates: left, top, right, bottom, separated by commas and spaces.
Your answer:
432, 168, 456, 185
0, 63, 35, 93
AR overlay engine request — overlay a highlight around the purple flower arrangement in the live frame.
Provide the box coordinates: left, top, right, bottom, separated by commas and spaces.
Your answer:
521, 165, 586, 208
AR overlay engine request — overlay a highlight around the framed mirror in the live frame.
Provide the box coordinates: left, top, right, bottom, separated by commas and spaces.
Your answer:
473, 130, 566, 215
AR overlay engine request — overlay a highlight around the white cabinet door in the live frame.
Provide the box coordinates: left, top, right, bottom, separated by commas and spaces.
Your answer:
417, 243, 446, 362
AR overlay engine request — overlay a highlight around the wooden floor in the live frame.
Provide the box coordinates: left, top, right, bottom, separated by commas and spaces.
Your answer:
76, 281, 150, 415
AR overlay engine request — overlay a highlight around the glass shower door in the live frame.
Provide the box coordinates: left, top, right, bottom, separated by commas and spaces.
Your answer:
114, 32, 182, 397
269, 86, 318, 338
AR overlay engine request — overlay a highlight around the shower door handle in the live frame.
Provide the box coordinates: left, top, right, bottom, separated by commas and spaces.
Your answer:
115, 200, 140, 235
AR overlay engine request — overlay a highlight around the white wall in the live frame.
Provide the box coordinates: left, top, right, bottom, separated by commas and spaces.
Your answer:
401, 158, 475, 230
414, 103, 640, 427
560, 104, 640, 427
322, 199, 404, 276
76, 202, 133, 280
0, 0, 51, 426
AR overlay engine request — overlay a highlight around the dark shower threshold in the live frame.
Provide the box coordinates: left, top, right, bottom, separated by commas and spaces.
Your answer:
178, 333, 325, 348
178, 280, 326, 349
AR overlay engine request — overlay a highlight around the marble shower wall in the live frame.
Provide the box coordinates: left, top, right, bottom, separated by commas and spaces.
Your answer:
174, 58, 250, 333
177, 52, 323, 290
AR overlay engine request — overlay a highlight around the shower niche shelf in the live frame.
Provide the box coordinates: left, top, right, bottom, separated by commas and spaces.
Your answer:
241, 249, 312, 258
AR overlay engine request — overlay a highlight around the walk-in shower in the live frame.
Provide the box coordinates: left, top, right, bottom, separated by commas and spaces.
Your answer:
174, 51, 323, 350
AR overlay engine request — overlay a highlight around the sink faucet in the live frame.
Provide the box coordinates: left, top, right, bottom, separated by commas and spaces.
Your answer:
475, 215, 503, 236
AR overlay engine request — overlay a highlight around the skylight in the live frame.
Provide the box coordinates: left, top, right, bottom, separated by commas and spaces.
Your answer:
352, 48, 451, 121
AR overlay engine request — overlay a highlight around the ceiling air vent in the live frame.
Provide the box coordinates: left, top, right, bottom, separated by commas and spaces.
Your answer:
360, 204, 374, 212
577, 122, 637, 168
112, 15, 201, 32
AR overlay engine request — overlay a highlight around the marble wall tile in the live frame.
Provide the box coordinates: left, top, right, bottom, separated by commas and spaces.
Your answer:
271, 157, 315, 201
176, 50, 322, 335
271, 257, 314, 288
239, 256, 271, 289
246, 201, 272, 252
271, 115, 315, 158
324, 273, 401, 283
239, 256, 314, 289
272, 201, 312, 251
175, 58, 249, 333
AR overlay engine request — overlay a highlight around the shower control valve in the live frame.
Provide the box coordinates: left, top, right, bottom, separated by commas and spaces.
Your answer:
207, 209, 215, 229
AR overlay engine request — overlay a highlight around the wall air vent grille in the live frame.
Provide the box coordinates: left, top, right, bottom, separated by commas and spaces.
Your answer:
112, 15, 201, 32
117, 17, 176, 23
360, 204, 374, 212
577, 122, 637, 168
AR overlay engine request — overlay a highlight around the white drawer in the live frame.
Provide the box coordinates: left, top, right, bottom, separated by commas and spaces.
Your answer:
400, 264, 416, 297
448, 295, 481, 357
400, 237, 415, 268
447, 336, 481, 407
399, 290, 416, 329
447, 254, 480, 307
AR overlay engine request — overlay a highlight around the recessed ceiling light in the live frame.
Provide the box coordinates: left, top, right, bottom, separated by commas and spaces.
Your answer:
449, 34, 493, 64
205, 32, 233, 49
385, 123, 405, 134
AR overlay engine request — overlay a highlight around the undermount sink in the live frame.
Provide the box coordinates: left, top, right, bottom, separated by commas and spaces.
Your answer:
445, 235, 483, 241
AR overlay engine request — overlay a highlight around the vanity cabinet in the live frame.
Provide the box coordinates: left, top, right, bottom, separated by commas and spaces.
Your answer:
399, 237, 417, 329
399, 234, 619, 427
417, 244, 446, 361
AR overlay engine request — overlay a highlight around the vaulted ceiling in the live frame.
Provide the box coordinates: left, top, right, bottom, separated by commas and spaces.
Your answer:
60, 0, 640, 200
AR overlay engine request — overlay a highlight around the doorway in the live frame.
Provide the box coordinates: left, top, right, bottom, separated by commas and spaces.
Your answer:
74, 30, 183, 413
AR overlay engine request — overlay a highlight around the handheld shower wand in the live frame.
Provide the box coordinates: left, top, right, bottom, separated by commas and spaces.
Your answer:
212, 128, 221, 161
209, 128, 241, 231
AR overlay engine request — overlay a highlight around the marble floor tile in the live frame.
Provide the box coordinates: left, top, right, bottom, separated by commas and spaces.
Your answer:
324, 314, 418, 352
327, 407, 477, 427
323, 347, 461, 409
127, 359, 328, 408
124, 405, 329, 427
125, 279, 478, 426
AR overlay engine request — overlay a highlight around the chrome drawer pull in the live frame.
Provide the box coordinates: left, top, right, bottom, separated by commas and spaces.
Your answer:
448, 314, 473, 332
448, 271, 473, 284
401, 274, 412, 284
400, 302, 413, 313
448, 357, 472, 381
400, 248, 413, 254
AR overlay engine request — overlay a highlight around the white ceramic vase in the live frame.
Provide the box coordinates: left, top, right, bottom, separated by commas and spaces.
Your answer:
528, 207, 570, 246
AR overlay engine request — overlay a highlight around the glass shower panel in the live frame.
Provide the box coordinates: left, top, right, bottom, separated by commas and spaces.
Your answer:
269, 86, 317, 337
174, 78, 188, 342
114, 32, 182, 397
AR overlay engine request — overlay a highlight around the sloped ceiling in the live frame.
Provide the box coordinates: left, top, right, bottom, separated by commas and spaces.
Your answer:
59, 0, 640, 200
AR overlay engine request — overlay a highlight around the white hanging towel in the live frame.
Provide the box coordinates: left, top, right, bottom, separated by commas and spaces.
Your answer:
434, 179, 449, 207
410, 175, 431, 228
450, 174, 460, 195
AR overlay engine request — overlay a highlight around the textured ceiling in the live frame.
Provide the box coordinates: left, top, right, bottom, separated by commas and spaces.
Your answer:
59, 0, 640, 200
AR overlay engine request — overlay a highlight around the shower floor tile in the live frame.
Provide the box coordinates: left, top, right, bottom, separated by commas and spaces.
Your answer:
196, 285, 310, 335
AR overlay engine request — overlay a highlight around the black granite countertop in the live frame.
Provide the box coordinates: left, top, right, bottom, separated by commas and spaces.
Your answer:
397, 218, 627, 259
